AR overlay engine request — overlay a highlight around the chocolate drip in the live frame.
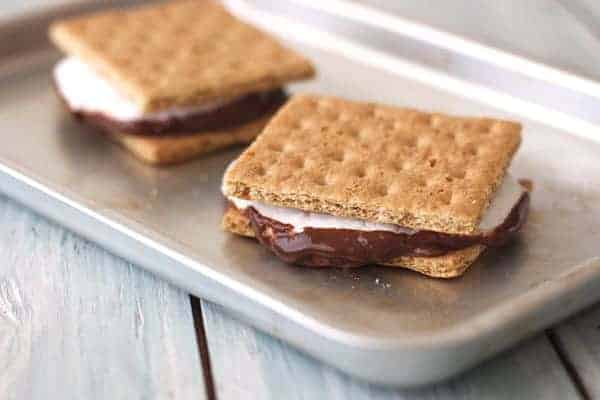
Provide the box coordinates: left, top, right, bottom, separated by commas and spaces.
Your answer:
243, 193, 530, 268
60, 86, 287, 136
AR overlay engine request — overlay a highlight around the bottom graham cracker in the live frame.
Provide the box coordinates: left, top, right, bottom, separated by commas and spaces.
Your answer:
111, 114, 273, 165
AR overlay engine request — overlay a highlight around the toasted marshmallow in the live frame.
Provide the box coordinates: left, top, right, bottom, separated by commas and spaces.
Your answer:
53, 57, 238, 122
228, 174, 524, 234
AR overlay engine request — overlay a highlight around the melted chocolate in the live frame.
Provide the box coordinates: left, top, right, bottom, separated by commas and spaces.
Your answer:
60, 86, 287, 136
242, 193, 530, 268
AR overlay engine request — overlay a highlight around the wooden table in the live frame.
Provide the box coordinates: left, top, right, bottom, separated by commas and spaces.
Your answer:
2, 1, 600, 399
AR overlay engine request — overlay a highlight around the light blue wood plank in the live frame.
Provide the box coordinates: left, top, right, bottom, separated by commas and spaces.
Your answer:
202, 301, 581, 400
0, 195, 207, 400
552, 308, 600, 399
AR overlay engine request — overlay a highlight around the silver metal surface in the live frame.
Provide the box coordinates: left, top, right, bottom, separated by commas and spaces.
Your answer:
2, 0, 600, 387
239, 0, 600, 138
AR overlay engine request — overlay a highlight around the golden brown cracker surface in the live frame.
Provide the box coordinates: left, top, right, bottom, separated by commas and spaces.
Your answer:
49, 0, 314, 111
223, 94, 522, 234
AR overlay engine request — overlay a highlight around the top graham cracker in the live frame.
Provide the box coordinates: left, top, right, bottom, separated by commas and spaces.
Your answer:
222, 94, 522, 234
49, 0, 314, 112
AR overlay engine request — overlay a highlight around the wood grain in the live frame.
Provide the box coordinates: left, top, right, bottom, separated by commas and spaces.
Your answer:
201, 300, 582, 400
0, 196, 207, 400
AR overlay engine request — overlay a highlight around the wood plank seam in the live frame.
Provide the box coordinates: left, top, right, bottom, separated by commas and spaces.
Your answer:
0, 195, 208, 400
547, 330, 592, 400
191, 296, 217, 400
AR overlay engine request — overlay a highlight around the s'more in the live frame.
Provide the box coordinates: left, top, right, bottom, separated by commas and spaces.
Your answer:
49, 1, 314, 165
221, 95, 530, 278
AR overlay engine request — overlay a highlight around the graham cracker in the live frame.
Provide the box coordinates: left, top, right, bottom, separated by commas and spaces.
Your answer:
221, 206, 484, 278
222, 94, 522, 234
111, 113, 272, 165
385, 246, 484, 278
49, 0, 314, 112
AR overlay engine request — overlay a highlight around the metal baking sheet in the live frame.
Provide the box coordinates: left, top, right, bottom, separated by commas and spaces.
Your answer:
242, 0, 600, 137
2, 0, 600, 387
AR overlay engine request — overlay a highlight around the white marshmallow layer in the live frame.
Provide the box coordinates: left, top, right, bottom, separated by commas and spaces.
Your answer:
53, 57, 238, 122
228, 174, 524, 233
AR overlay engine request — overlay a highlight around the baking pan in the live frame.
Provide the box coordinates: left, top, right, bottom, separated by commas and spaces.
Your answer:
258, 0, 600, 138
2, 0, 600, 387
